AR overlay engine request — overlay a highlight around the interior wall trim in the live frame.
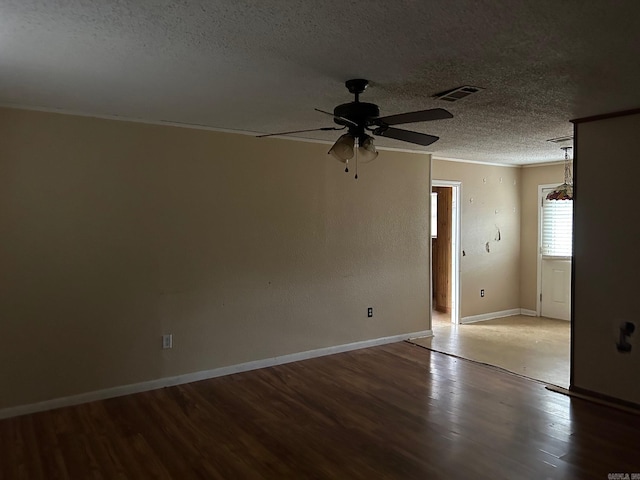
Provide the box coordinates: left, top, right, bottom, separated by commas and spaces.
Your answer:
548, 385, 640, 415
0, 330, 432, 420
571, 107, 640, 124
460, 308, 523, 324
432, 156, 520, 168
0, 104, 435, 156
521, 161, 565, 169
520, 309, 537, 317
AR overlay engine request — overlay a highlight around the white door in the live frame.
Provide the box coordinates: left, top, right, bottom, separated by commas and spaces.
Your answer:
539, 188, 572, 321
541, 258, 571, 320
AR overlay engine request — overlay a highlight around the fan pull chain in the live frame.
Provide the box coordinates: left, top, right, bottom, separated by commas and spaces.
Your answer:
563, 147, 573, 185
345, 159, 349, 173
354, 140, 359, 180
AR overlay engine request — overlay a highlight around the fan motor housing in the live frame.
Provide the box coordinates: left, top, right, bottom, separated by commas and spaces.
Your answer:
334, 102, 380, 127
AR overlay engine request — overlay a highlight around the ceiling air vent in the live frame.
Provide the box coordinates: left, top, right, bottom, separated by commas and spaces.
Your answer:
434, 85, 484, 102
546, 135, 574, 144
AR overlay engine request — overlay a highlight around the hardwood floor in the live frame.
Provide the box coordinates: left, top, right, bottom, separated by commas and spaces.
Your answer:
2, 342, 639, 479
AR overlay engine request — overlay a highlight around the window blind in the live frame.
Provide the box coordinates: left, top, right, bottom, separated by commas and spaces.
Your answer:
542, 194, 573, 257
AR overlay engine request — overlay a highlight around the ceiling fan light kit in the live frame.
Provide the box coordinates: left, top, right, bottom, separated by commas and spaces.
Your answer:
259, 79, 453, 178
357, 135, 378, 163
328, 133, 355, 163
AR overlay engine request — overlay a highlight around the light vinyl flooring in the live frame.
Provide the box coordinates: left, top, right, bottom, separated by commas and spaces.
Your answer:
411, 312, 570, 387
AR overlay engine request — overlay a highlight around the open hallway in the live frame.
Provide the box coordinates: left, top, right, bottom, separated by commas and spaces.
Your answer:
1, 342, 636, 479
414, 312, 570, 387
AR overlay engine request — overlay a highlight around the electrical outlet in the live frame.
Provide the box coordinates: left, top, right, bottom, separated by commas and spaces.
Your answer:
162, 334, 173, 349
367, 307, 373, 318
480, 289, 485, 298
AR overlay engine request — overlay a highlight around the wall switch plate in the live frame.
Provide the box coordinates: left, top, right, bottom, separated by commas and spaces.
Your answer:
480, 289, 485, 298
367, 307, 373, 318
162, 334, 173, 349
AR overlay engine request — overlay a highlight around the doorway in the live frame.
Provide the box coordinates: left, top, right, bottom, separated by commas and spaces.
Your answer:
412, 315, 570, 387
537, 185, 573, 320
431, 180, 461, 325
418, 180, 570, 387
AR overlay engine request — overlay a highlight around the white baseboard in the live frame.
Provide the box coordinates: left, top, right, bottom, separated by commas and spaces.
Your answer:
409, 330, 433, 339
460, 308, 542, 324
0, 330, 430, 420
460, 308, 523, 324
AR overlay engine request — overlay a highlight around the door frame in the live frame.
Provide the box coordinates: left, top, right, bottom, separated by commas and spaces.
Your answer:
432, 180, 462, 324
536, 183, 572, 317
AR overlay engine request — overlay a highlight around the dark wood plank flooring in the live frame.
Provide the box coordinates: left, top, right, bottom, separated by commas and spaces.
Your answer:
2, 342, 639, 479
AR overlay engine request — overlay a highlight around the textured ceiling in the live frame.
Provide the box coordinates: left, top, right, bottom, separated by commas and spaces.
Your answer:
1, 1, 640, 165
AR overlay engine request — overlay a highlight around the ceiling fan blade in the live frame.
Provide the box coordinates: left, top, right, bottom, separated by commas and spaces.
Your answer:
257, 126, 344, 138
375, 127, 440, 147
374, 108, 453, 126
314, 108, 358, 127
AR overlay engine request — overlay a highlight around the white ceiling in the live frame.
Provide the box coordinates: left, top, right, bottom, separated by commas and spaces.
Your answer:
2, 1, 640, 165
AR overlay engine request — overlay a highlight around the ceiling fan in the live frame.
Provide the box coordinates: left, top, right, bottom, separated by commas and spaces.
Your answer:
258, 79, 453, 176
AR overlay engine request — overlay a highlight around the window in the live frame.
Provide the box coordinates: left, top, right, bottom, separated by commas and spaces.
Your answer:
541, 191, 573, 257
431, 192, 438, 238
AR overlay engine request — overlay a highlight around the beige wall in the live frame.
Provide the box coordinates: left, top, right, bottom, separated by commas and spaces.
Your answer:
0, 107, 432, 409
519, 163, 564, 311
573, 112, 640, 404
432, 160, 521, 318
